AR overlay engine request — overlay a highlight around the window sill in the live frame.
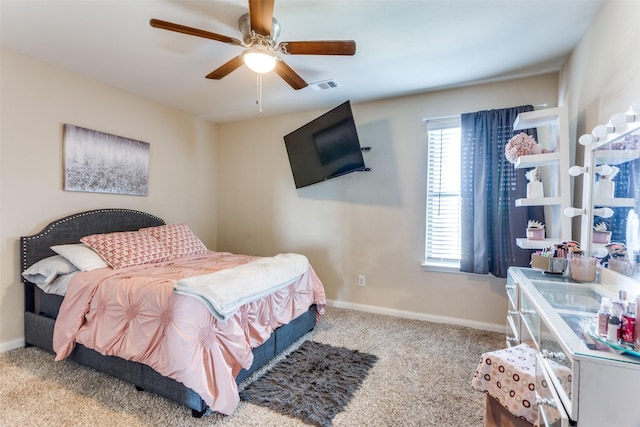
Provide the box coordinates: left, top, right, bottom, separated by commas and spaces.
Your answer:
421, 263, 461, 274
422, 263, 495, 277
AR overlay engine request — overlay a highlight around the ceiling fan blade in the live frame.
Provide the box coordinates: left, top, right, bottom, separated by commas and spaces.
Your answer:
274, 60, 308, 90
248, 0, 274, 37
150, 19, 241, 46
206, 56, 245, 80
278, 40, 356, 56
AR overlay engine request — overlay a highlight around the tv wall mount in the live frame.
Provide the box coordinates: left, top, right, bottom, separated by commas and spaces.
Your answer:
360, 146, 371, 171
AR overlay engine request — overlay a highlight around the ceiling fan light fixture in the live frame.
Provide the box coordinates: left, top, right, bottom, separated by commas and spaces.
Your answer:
243, 50, 277, 74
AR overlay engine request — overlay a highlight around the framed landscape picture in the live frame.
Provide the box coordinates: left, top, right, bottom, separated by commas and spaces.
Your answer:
63, 124, 149, 196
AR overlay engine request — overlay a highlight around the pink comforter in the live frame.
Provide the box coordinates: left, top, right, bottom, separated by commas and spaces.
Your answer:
52, 251, 326, 415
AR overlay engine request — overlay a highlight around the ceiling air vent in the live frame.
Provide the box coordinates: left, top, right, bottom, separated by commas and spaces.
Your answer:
309, 79, 340, 91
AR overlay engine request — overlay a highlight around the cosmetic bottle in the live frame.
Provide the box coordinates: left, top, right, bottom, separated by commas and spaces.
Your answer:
608, 315, 621, 343
611, 298, 625, 318
597, 297, 612, 336
622, 301, 637, 345
636, 295, 640, 349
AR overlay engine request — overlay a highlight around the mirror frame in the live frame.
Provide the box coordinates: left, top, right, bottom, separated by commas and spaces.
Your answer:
580, 110, 640, 281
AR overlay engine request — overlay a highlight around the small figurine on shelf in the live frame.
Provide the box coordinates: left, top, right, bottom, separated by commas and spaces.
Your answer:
504, 132, 547, 164
526, 219, 545, 240
594, 164, 619, 200
593, 222, 612, 244
525, 167, 544, 198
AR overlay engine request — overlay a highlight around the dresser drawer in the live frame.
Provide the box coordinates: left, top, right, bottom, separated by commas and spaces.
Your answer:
536, 354, 571, 427
519, 291, 539, 346
505, 272, 521, 347
508, 267, 640, 427
506, 313, 520, 347
505, 278, 518, 310
539, 315, 577, 420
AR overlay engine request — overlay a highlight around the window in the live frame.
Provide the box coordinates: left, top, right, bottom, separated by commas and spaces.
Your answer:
424, 117, 462, 270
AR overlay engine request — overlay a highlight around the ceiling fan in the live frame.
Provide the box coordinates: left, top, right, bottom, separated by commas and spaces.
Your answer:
150, 0, 356, 90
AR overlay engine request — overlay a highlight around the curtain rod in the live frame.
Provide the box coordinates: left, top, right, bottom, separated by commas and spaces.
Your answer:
423, 103, 555, 122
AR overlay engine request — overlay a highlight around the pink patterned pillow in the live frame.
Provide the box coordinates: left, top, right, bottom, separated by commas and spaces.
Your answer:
80, 231, 174, 269
141, 223, 208, 258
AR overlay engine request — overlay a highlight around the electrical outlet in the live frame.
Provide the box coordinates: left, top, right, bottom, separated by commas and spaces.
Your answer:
358, 275, 366, 287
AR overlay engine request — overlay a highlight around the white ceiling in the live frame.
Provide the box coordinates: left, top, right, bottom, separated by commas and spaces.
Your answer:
1, 0, 603, 123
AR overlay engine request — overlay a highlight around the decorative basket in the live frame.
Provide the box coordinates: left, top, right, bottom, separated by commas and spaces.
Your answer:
526, 228, 545, 240
592, 230, 611, 244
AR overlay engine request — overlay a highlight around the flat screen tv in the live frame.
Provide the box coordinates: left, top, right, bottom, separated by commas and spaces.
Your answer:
284, 101, 366, 189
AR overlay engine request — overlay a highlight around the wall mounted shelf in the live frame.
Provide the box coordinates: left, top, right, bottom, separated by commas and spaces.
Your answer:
512, 106, 572, 249
593, 197, 635, 207
515, 197, 562, 207
515, 237, 560, 249
594, 149, 640, 165
513, 151, 562, 169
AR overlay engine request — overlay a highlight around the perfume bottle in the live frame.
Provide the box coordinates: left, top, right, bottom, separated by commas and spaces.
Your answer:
621, 301, 636, 345
636, 295, 640, 349
597, 297, 612, 336
608, 315, 621, 343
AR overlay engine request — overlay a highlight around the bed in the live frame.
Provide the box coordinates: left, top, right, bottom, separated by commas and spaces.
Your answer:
21, 208, 325, 417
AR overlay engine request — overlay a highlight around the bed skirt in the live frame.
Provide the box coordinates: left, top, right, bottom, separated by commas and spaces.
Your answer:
24, 303, 318, 416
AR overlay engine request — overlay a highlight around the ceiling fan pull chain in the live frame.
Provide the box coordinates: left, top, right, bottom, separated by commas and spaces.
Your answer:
256, 73, 263, 113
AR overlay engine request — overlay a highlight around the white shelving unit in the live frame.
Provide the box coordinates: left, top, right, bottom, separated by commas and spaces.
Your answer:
594, 148, 640, 165
593, 196, 635, 207
515, 197, 562, 207
513, 151, 562, 168
515, 237, 562, 249
512, 106, 572, 249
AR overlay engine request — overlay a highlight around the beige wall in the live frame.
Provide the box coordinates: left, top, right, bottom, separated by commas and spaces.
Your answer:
0, 49, 219, 349
216, 74, 558, 330
559, 0, 640, 244
560, 0, 640, 127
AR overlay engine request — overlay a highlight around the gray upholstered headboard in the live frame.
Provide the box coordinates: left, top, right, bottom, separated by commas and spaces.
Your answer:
20, 208, 165, 278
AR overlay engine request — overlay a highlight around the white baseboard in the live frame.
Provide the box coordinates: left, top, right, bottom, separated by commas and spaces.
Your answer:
326, 299, 505, 334
0, 337, 25, 353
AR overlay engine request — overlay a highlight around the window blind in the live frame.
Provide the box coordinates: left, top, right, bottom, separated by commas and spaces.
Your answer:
425, 117, 461, 268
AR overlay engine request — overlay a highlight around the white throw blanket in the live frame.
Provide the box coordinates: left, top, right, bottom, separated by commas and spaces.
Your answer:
174, 253, 309, 320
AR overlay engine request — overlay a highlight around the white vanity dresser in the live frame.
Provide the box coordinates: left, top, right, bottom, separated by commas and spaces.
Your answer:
505, 102, 640, 427
506, 267, 640, 426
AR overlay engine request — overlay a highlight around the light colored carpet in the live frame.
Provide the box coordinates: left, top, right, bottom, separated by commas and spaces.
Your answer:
240, 340, 379, 426
0, 306, 504, 426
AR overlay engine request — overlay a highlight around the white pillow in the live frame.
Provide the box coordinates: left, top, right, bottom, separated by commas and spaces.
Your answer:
41, 272, 77, 296
51, 243, 109, 271
22, 255, 78, 286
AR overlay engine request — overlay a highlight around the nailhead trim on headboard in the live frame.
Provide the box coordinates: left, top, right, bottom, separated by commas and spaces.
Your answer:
20, 209, 165, 279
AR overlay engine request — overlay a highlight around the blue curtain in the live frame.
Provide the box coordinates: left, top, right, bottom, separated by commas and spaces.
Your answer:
460, 105, 544, 277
